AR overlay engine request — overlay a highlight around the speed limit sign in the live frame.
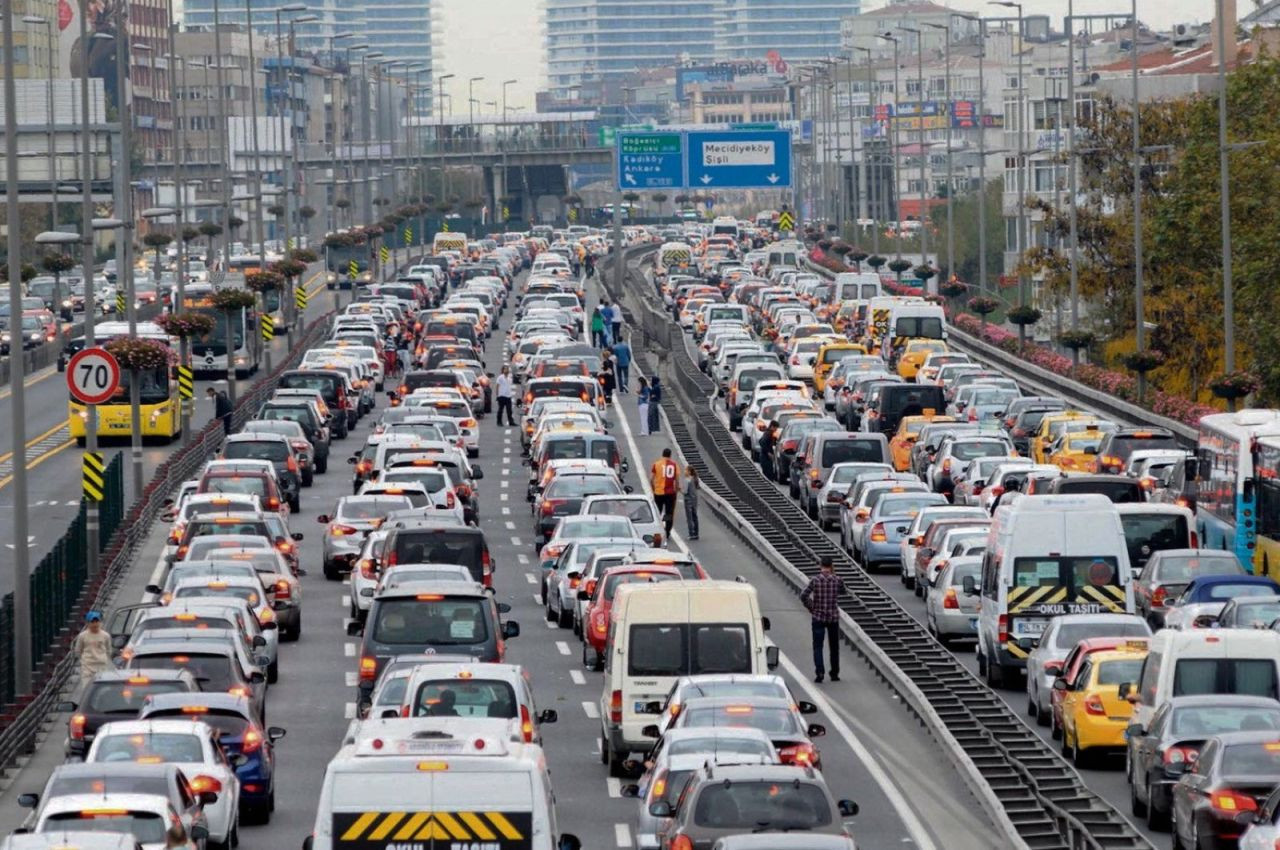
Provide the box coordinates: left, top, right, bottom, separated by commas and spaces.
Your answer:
66, 347, 121, 405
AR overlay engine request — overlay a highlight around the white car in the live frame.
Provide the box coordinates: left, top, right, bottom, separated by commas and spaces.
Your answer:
30, 792, 206, 849
85, 720, 239, 848
579, 495, 664, 547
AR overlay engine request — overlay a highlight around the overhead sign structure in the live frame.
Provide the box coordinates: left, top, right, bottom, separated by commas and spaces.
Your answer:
614, 129, 792, 191
686, 129, 792, 189
67, 347, 121, 405
616, 132, 683, 190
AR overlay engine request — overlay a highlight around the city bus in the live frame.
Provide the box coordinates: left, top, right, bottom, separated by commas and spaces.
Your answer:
68, 321, 181, 443
182, 281, 262, 379
1253, 434, 1280, 578
1195, 410, 1280, 570
227, 255, 286, 331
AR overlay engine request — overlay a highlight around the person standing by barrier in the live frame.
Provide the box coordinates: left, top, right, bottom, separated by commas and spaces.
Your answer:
647, 375, 663, 434
650, 448, 680, 540
612, 333, 632, 392
73, 611, 113, 687
683, 465, 700, 540
590, 306, 605, 348
637, 376, 651, 436
800, 555, 847, 683
207, 385, 232, 434
599, 351, 616, 405
496, 365, 516, 426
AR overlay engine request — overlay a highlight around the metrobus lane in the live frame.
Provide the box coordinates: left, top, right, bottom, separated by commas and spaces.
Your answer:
589, 352, 997, 850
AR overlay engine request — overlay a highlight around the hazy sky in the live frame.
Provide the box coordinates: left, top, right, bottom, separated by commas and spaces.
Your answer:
436, 0, 1227, 111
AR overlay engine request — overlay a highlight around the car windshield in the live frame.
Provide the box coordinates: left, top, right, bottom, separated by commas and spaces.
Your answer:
45, 810, 167, 843
692, 781, 832, 830
951, 442, 1009, 461
202, 477, 268, 499
174, 584, 260, 606
47, 773, 170, 799
1231, 601, 1280, 626
588, 499, 655, 524
1096, 658, 1145, 686
1170, 705, 1280, 736
188, 520, 266, 538
412, 679, 517, 718
342, 498, 414, 519
84, 680, 190, 713
877, 495, 945, 517
372, 598, 489, 646
546, 477, 621, 498
666, 737, 776, 758
93, 732, 204, 763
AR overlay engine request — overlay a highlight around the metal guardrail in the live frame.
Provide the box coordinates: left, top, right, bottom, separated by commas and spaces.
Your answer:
0, 308, 334, 781
611, 244, 1153, 850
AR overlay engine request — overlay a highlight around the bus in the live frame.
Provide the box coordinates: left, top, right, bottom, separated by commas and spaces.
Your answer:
68, 321, 182, 443
1253, 435, 1280, 578
1195, 410, 1280, 570
181, 281, 262, 379
227, 255, 287, 331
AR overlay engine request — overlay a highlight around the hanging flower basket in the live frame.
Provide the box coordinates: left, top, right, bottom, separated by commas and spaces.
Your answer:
939, 280, 968, 298
1006, 305, 1043, 327
324, 232, 354, 249
1122, 349, 1166, 374
210, 288, 257, 310
887, 258, 912, 276
289, 248, 318, 264
156, 311, 215, 339
830, 241, 853, 256
1057, 330, 1095, 351
1210, 370, 1261, 400
245, 271, 286, 293
866, 254, 887, 270
272, 259, 307, 280
817, 238, 834, 251
967, 296, 999, 316
105, 336, 172, 371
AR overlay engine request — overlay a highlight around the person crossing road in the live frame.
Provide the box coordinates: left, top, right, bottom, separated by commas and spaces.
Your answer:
650, 448, 680, 541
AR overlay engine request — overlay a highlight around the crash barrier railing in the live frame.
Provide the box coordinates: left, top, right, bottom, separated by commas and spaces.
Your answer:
800, 259, 1197, 448
0, 303, 162, 386
0, 308, 335, 782
606, 244, 1153, 850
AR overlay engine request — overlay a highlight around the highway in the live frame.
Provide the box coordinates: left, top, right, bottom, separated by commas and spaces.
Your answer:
0, 267, 338, 592
0, 268, 999, 850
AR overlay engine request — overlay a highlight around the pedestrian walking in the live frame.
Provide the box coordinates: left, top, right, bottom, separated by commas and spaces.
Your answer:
612, 333, 632, 392
585, 252, 596, 278
601, 302, 615, 348
590, 306, 606, 348
72, 611, 113, 686
647, 375, 662, 434
800, 555, 847, 683
637, 376, 651, 436
496, 365, 516, 426
599, 351, 616, 404
683, 465, 700, 540
650, 448, 680, 540
609, 302, 623, 345
207, 385, 232, 434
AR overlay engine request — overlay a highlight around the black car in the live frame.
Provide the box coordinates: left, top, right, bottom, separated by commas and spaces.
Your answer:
1095, 427, 1180, 475
256, 401, 332, 464
57, 668, 200, 758
275, 370, 352, 438
1170, 729, 1280, 848
1127, 696, 1280, 831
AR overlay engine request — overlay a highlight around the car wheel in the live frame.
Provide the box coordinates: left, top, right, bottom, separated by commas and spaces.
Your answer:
544, 597, 557, 623
599, 735, 609, 766
557, 605, 572, 629
323, 561, 340, 581
302, 471, 314, 487
607, 740, 627, 778
582, 642, 596, 671
1026, 692, 1037, 719
316, 456, 328, 474
1170, 807, 1184, 850
1146, 781, 1169, 831
1070, 733, 1088, 768
288, 614, 301, 641
1050, 709, 1062, 741
1034, 698, 1050, 727
267, 659, 279, 684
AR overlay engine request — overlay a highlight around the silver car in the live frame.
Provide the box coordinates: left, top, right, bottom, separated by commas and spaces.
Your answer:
813, 462, 893, 530
925, 556, 983, 646
1023, 613, 1150, 726
318, 495, 414, 579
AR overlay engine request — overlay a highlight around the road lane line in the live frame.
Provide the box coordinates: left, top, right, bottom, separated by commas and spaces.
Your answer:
517, 553, 529, 564
0, 420, 71, 467
532, 594, 542, 604
510, 536, 521, 545
582, 701, 599, 719
0, 437, 75, 491
570, 670, 585, 685
606, 778, 621, 798
344, 671, 358, 687
555, 641, 570, 656
344, 702, 356, 719
524, 573, 536, 584
614, 824, 631, 847
344, 643, 356, 657
776, 652, 939, 850
501, 506, 510, 515
505, 520, 516, 529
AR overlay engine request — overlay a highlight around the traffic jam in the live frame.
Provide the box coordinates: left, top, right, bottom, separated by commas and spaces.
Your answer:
10, 215, 1280, 850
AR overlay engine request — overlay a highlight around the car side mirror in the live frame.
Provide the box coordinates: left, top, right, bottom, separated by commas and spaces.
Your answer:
316, 515, 331, 524
1043, 663, 1062, 678
191, 825, 210, 842
797, 700, 818, 715
538, 709, 558, 724
346, 620, 364, 637
472, 466, 484, 480
347, 456, 358, 465
145, 583, 163, 595
502, 621, 521, 639
807, 723, 827, 738
621, 784, 641, 798
623, 485, 635, 494
111, 634, 128, 650
1193, 613, 1219, 629
961, 575, 978, 596
200, 790, 219, 805
16, 793, 38, 808
261, 621, 278, 631
57, 700, 77, 712
292, 532, 305, 541
641, 724, 661, 739
497, 602, 512, 614
268, 726, 287, 741
252, 635, 267, 648
766, 644, 780, 670
761, 616, 770, 631
1052, 678, 1067, 691
1125, 721, 1145, 739
250, 670, 266, 684
838, 799, 859, 818
647, 801, 673, 818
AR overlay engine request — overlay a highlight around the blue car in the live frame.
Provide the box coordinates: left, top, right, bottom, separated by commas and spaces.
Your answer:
1164, 574, 1280, 629
858, 491, 948, 572
138, 692, 286, 823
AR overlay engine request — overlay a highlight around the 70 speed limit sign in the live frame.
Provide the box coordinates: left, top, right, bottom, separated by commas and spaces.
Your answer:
66, 347, 122, 405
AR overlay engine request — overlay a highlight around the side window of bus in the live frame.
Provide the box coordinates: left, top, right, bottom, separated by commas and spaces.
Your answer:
1139, 651, 1162, 705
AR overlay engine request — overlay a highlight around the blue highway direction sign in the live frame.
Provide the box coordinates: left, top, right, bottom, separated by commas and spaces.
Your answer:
616, 132, 684, 190
685, 129, 792, 189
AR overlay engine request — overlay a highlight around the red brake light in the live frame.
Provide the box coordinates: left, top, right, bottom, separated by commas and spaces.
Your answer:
869, 522, 886, 543
70, 713, 87, 740
610, 689, 623, 723
1084, 695, 1106, 716
359, 656, 378, 682
520, 704, 534, 742
1210, 789, 1258, 816
943, 589, 959, 610
998, 614, 1009, 643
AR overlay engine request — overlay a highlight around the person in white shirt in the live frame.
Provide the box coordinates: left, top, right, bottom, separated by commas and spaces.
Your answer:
496, 365, 516, 426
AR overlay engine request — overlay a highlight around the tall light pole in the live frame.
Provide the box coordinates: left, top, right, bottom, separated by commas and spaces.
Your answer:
272, 6, 310, 343
955, 12, 988, 295
327, 32, 355, 230
923, 20, 954, 287
1215, 0, 1235, 375
344, 43, 369, 226
991, 1, 1026, 308
850, 45, 878, 257
501, 78, 517, 151
212, 0, 232, 267
898, 26, 929, 273
877, 33, 903, 261
22, 15, 56, 230
436, 72, 455, 156
1066, 1, 1080, 332
468, 75, 484, 210
1128, 3, 1145, 377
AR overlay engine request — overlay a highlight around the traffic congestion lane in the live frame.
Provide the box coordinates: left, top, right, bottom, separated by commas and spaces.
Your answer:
679, 325, 1162, 846
0, 269, 336, 589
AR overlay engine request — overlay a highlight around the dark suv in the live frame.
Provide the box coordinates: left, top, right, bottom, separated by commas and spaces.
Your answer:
222, 434, 302, 511
1094, 427, 1180, 475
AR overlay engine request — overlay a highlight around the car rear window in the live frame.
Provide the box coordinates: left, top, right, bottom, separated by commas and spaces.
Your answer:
45, 810, 167, 842
391, 530, 485, 576
201, 477, 268, 499
603, 571, 678, 600
84, 680, 190, 713
1055, 479, 1143, 502
821, 439, 884, 466
1173, 659, 1279, 699
411, 679, 516, 718
225, 441, 289, 462
130, 654, 235, 690
372, 597, 489, 645
692, 781, 831, 830
627, 624, 750, 676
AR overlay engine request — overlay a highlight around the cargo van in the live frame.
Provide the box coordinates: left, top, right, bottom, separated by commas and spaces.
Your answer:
972, 494, 1134, 687
599, 581, 776, 775
888, 302, 946, 344
432, 232, 467, 254
306, 717, 580, 850
830, 272, 882, 303
1114, 503, 1197, 570
1129, 629, 1280, 728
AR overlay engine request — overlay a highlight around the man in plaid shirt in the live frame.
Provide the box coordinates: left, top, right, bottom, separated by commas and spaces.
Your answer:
800, 555, 847, 682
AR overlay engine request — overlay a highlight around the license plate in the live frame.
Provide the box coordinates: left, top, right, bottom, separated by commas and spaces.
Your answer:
395, 738, 466, 754
1013, 619, 1047, 637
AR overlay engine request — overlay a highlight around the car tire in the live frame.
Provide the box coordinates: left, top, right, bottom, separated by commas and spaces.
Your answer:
302, 470, 314, 487
323, 561, 340, 581
316, 456, 328, 474
1035, 698, 1050, 727
582, 641, 597, 671
1129, 764, 1147, 818
599, 734, 610, 766
1146, 781, 1168, 831
545, 598, 557, 623
557, 606, 572, 629
267, 659, 279, 684
287, 614, 301, 641
1170, 806, 1184, 850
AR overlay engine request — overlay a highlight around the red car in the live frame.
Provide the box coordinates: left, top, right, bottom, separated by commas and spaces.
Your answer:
1049, 636, 1151, 739
581, 564, 682, 671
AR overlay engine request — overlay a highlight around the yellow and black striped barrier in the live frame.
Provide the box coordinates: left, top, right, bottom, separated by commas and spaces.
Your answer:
348, 260, 359, 278
82, 451, 106, 502
177, 366, 194, 400
261, 315, 275, 343
379, 245, 390, 264
115, 292, 126, 314
403, 226, 413, 244
335, 810, 529, 847
295, 285, 308, 311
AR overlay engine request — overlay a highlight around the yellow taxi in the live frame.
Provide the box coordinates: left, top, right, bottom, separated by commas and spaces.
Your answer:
813, 342, 868, 393
896, 339, 950, 380
889, 411, 955, 471
1059, 644, 1148, 765
1046, 425, 1106, 473
1030, 411, 1094, 464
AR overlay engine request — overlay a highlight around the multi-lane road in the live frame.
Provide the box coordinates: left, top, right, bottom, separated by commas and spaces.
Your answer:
0, 268, 999, 850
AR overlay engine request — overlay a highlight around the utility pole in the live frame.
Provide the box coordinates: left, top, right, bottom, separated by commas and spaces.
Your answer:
878, 33, 902, 261
1215, 0, 1235, 374
1130, 6, 1145, 376
168, 22, 192, 443
1067, 1, 1081, 331
899, 26, 928, 274
924, 20, 954, 287
78, 0, 102, 581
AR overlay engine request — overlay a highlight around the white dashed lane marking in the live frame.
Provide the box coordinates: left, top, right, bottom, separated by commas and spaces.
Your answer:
525, 572, 536, 584
570, 669, 586, 685
582, 701, 599, 719
556, 641, 571, 656
615, 824, 632, 847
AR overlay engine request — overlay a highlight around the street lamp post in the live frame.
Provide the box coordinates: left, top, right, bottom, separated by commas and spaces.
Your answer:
344, 44, 369, 228
991, 1, 1026, 308
327, 32, 355, 231
877, 33, 903, 261
850, 46, 878, 257
468, 75, 484, 213
272, 6, 311, 344
212, 0, 232, 266
1215, 0, 1235, 376
1128, 4, 1146, 384
22, 15, 56, 231
923, 20, 954, 287
899, 26, 929, 274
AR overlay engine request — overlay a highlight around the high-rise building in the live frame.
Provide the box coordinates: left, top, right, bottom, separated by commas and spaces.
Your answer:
543, 0, 718, 100
716, 0, 862, 63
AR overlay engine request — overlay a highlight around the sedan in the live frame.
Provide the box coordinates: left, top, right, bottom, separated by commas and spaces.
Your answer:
1171, 731, 1280, 850
318, 495, 415, 579
924, 556, 982, 647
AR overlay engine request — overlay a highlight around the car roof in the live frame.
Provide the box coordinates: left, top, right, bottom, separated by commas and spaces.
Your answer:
375, 579, 488, 598
1186, 575, 1279, 588
141, 692, 252, 715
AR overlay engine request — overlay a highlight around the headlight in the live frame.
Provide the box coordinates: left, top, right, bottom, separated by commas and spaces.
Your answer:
29, 331, 43, 340
61, 299, 72, 307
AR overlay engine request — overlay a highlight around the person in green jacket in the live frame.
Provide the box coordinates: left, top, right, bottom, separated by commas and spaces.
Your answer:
590, 306, 606, 348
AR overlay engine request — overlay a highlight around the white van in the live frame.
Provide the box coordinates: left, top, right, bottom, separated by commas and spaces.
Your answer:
433, 232, 467, 254
831, 272, 882, 303
888, 301, 947, 343
1130, 629, 1280, 728
306, 717, 580, 850
598, 581, 777, 775
972, 494, 1134, 687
